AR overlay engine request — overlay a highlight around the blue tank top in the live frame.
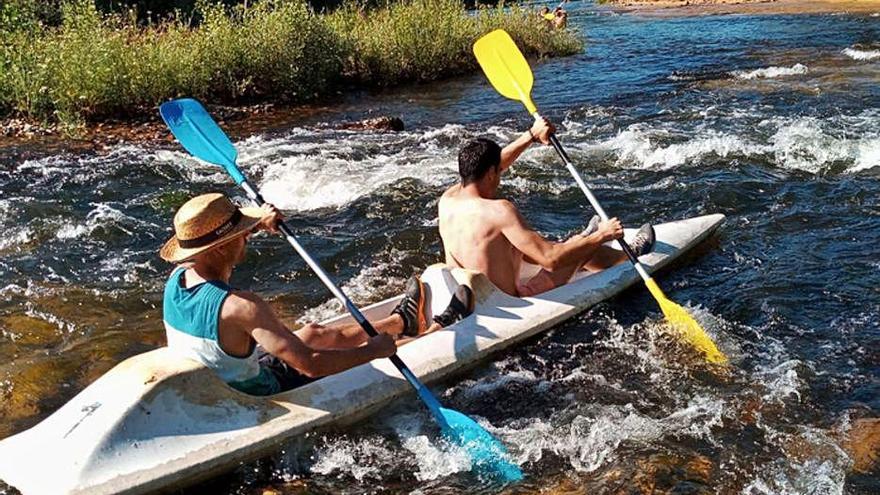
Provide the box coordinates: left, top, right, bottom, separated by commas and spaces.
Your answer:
163, 268, 280, 395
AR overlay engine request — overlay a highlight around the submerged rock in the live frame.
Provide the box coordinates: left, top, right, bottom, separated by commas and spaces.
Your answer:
542, 453, 715, 494
335, 116, 405, 132
0, 314, 63, 347
840, 418, 880, 473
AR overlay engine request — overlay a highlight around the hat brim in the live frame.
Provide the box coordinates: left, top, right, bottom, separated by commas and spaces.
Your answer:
160, 206, 264, 263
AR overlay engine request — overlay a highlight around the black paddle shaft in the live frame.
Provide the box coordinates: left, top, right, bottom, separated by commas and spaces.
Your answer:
547, 135, 642, 266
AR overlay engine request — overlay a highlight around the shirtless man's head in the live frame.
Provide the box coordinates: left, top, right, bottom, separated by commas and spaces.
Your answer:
459, 137, 503, 195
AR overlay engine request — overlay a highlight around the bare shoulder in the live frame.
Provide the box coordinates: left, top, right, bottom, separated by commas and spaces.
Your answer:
490, 198, 520, 219
221, 290, 268, 323
440, 183, 461, 200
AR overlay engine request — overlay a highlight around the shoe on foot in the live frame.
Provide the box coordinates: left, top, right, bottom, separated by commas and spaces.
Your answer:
630, 223, 656, 256
580, 215, 600, 237
432, 284, 474, 328
392, 275, 428, 337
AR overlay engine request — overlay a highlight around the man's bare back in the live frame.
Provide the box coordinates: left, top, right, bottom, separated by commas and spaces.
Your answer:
439, 184, 524, 295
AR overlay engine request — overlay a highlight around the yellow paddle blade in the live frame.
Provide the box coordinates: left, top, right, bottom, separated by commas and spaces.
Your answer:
644, 278, 728, 364
473, 30, 538, 114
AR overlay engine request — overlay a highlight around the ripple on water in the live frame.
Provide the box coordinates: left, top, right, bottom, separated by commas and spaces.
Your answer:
731, 64, 810, 80
559, 106, 880, 174
241, 127, 462, 212
842, 47, 880, 61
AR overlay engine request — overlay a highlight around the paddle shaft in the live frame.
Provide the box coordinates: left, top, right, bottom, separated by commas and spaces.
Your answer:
236, 181, 447, 421
543, 130, 652, 281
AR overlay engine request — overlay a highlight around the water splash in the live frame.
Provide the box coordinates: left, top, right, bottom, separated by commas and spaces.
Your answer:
732, 64, 809, 80
842, 47, 880, 61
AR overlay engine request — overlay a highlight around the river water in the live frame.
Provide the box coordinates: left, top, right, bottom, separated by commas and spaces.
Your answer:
1, 2, 879, 494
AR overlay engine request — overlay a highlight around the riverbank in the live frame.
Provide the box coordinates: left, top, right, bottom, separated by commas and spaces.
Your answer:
0, 102, 409, 163
0, 0, 580, 140
607, 0, 880, 16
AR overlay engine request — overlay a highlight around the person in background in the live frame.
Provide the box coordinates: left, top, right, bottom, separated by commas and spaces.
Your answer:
553, 7, 568, 29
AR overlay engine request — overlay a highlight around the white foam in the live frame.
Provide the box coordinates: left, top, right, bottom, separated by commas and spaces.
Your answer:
399, 435, 472, 481
741, 428, 851, 495
0, 227, 34, 252
594, 314, 677, 377
732, 64, 808, 80
769, 116, 880, 173
55, 203, 155, 240
500, 397, 725, 472
16, 155, 79, 180
296, 249, 408, 324
591, 110, 880, 174
754, 359, 805, 404
152, 149, 237, 185
150, 122, 592, 213
251, 127, 459, 212
387, 412, 474, 481
309, 436, 392, 481
842, 47, 880, 60
595, 127, 764, 169
455, 369, 547, 400
851, 138, 880, 172
16, 145, 149, 186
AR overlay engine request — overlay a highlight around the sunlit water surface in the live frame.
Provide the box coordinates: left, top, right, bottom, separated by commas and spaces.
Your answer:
1, 3, 879, 494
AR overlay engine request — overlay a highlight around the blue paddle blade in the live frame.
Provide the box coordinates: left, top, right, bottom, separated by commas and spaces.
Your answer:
158, 98, 246, 185
439, 407, 523, 483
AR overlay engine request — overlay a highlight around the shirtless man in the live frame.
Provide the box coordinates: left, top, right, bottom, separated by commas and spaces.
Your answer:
438, 119, 655, 297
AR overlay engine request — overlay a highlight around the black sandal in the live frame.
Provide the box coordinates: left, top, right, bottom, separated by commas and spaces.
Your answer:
432, 285, 474, 327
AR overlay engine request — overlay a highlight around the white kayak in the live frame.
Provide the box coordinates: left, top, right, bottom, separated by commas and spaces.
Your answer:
0, 213, 724, 495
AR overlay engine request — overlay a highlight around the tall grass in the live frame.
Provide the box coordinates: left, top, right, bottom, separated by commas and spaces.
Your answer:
327, 0, 581, 85
0, 0, 582, 128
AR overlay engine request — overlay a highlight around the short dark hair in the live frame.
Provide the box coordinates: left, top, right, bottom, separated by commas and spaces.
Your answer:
458, 138, 501, 185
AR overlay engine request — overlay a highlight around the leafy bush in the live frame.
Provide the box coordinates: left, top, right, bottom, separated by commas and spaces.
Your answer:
0, 0, 582, 128
327, 0, 582, 85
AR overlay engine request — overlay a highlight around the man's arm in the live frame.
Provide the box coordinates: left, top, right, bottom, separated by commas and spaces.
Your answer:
220, 292, 396, 378
497, 201, 622, 271
499, 117, 556, 172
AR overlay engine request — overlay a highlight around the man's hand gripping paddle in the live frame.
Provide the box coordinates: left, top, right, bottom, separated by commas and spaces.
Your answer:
159, 98, 523, 482
473, 30, 727, 365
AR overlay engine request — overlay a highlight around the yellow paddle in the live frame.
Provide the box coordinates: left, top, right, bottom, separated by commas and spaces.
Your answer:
473, 30, 727, 365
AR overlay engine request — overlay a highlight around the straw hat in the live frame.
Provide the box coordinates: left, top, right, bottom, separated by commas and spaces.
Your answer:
160, 193, 264, 263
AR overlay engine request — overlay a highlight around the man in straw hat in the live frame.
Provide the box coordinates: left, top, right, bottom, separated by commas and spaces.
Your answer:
161, 193, 473, 395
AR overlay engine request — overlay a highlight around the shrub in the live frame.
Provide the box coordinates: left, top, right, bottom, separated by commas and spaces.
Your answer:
0, 0, 582, 128
326, 0, 582, 85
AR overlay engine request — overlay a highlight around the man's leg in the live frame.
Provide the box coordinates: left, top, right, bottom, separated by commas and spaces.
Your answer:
517, 263, 579, 297
298, 275, 476, 348
583, 222, 655, 273
296, 314, 406, 350
517, 244, 626, 297
582, 245, 628, 273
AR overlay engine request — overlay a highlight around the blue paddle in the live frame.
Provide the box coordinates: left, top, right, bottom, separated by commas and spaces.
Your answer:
159, 98, 523, 482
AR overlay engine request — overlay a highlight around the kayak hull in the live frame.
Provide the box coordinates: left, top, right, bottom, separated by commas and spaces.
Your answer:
0, 214, 724, 494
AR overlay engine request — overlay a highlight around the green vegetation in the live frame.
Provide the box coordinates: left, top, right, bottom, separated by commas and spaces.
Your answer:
0, 0, 582, 129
